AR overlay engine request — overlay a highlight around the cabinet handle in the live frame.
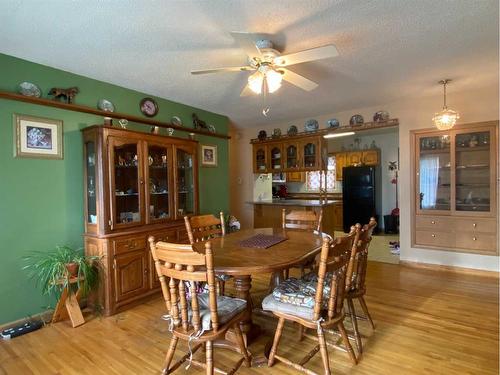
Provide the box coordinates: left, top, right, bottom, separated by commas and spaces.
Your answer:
431, 220, 435, 224
144, 269, 148, 274
473, 237, 477, 241
472, 223, 477, 228
431, 234, 436, 238
140, 180, 144, 185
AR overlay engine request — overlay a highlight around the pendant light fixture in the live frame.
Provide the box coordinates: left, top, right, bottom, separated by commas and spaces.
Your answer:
432, 79, 460, 130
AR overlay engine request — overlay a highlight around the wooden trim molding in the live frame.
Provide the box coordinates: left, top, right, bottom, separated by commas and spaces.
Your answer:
400, 260, 499, 278
0, 91, 230, 140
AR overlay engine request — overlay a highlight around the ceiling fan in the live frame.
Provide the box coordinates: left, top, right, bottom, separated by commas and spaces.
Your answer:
191, 32, 339, 96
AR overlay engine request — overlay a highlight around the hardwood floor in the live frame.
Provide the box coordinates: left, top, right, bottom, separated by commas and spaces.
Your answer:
0, 262, 498, 374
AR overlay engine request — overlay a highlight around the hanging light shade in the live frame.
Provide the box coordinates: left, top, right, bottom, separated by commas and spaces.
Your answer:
248, 65, 283, 94
432, 79, 460, 130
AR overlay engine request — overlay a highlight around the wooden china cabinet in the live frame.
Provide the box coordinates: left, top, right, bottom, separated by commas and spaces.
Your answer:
82, 126, 198, 315
412, 121, 498, 255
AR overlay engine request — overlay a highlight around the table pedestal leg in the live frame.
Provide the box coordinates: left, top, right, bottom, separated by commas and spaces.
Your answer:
225, 275, 261, 345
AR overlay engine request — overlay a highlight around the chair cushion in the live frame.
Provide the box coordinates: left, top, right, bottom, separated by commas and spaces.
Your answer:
194, 294, 246, 331
272, 272, 334, 309
262, 293, 315, 320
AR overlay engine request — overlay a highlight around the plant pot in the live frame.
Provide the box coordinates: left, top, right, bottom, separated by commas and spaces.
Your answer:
66, 262, 79, 277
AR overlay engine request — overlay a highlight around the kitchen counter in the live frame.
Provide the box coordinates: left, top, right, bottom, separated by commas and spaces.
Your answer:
250, 199, 343, 236
248, 199, 342, 207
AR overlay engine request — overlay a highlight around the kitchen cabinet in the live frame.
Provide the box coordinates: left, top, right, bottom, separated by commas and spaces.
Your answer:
411, 121, 498, 255
331, 149, 379, 180
82, 125, 197, 315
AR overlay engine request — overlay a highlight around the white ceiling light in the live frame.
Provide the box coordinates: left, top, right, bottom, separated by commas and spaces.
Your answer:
323, 131, 355, 139
432, 79, 460, 130
247, 65, 283, 94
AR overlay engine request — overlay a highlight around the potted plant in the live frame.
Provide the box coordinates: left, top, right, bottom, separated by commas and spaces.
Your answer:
23, 245, 100, 299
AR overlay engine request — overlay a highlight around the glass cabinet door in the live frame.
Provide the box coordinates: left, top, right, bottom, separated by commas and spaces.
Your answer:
454, 130, 491, 212
417, 134, 451, 212
146, 143, 171, 222
176, 147, 195, 218
85, 140, 97, 225
285, 143, 299, 170
302, 140, 318, 169
110, 137, 143, 228
254, 146, 267, 173
269, 144, 282, 171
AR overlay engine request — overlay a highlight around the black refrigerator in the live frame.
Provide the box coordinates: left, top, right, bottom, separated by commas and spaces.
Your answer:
342, 166, 380, 233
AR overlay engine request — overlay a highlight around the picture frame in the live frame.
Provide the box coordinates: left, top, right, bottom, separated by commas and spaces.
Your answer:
14, 114, 63, 159
201, 144, 217, 167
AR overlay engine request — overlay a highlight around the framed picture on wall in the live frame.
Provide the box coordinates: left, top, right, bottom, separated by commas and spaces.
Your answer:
201, 144, 217, 167
14, 114, 63, 159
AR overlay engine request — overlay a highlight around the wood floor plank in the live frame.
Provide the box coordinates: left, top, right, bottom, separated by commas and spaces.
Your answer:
0, 262, 497, 374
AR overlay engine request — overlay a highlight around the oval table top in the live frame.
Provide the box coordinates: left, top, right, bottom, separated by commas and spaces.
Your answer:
192, 227, 324, 276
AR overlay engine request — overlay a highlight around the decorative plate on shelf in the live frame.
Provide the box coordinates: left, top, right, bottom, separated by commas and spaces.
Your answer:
272, 128, 281, 138
373, 110, 389, 122
18, 82, 42, 98
207, 124, 216, 133
97, 98, 115, 112
287, 125, 298, 136
304, 119, 319, 132
326, 118, 340, 129
171, 116, 182, 126
349, 114, 364, 126
140, 97, 159, 117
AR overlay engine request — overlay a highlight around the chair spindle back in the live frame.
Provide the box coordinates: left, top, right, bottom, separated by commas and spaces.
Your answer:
184, 212, 226, 244
282, 208, 323, 232
351, 218, 377, 292
148, 238, 219, 333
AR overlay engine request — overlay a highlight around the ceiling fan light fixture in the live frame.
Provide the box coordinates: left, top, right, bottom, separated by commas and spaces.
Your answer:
248, 71, 264, 94
266, 69, 283, 93
433, 79, 460, 130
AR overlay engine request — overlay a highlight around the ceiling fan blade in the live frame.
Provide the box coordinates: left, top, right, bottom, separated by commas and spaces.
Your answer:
240, 84, 254, 97
281, 68, 318, 91
230, 31, 262, 58
274, 44, 339, 67
191, 66, 254, 75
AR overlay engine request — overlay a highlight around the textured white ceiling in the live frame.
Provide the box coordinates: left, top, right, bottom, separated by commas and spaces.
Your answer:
0, 0, 498, 128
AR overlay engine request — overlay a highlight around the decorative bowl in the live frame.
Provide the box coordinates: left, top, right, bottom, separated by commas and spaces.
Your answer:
18, 82, 41, 98
287, 125, 298, 136
327, 118, 340, 129
349, 114, 364, 126
171, 116, 182, 126
373, 110, 389, 122
304, 119, 319, 132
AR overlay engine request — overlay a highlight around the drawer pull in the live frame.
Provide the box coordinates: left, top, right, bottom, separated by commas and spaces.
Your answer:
431, 234, 436, 238
472, 223, 477, 228
431, 221, 435, 224
473, 237, 477, 241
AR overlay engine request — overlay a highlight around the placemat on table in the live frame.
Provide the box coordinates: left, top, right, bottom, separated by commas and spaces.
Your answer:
238, 234, 288, 249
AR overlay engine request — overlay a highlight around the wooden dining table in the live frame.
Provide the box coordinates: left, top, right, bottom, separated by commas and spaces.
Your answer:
192, 227, 324, 343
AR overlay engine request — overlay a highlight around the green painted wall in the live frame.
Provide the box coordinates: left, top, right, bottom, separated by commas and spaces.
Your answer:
0, 53, 229, 325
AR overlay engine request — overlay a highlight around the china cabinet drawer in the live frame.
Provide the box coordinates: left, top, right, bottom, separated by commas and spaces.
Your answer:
149, 230, 178, 244
415, 216, 454, 232
454, 218, 496, 234
415, 230, 455, 248
112, 235, 146, 255
455, 232, 497, 252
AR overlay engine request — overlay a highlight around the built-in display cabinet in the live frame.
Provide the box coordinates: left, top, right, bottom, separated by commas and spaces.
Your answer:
82, 126, 198, 315
252, 134, 327, 173
411, 121, 498, 255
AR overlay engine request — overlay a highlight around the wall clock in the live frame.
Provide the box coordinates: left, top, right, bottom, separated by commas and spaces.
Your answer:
140, 97, 159, 117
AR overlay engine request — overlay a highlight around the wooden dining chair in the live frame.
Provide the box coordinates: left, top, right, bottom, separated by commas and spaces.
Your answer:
184, 212, 230, 295
263, 228, 360, 375
148, 237, 251, 375
345, 217, 377, 355
282, 208, 323, 278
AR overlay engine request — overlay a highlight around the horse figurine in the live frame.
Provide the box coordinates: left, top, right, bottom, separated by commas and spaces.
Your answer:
192, 113, 208, 130
48, 87, 79, 104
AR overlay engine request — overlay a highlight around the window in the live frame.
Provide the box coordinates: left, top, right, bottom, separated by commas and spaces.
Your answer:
306, 156, 336, 191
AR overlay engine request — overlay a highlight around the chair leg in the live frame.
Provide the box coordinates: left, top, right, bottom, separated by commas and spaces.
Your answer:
359, 296, 375, 330
347, 298, 362, 355
338, 321, 357, 365
298, 324, 304, 342
205, 340, 214, 375
268, 317, 285, 367
234, 322, 251, 367
162, 336, 179, 374
218, 280, 225, 296
317, 325, 331, 375
284, 268, 290, 279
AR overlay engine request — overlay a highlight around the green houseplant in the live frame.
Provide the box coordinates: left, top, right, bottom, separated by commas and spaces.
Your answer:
23, 245, 100, 299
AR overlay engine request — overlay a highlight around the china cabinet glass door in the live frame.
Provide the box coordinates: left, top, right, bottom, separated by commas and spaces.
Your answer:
454, 130, 492, 213
254, 146, 267, 172
85, 140, 97, 225
110, 137, 143, 228
285, 143, 299, 170
301, 139, 319, 169
269, 144, 282, 171
416, 134, 451, 212
176, 147, 195, 218
146, 143, 171, 222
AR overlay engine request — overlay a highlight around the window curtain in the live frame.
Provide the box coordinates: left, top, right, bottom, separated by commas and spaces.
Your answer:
306, 156, 336, 191
419, 155, 439, 209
